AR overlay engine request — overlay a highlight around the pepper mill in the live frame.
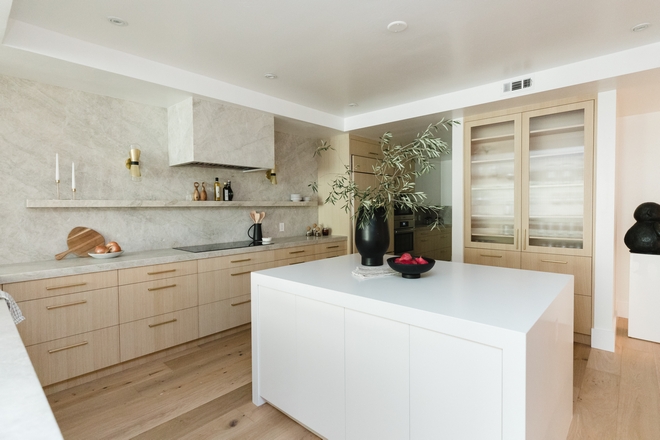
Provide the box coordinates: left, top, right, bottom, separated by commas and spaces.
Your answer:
200, 182, 208, 201
193, 182, 200, 201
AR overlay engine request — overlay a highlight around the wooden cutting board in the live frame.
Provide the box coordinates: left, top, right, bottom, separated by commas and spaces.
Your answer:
55, 227, 105, 260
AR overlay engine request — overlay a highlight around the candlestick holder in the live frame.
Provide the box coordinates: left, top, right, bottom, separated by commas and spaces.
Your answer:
72, 188, 76, 200
56, 180, 60, 200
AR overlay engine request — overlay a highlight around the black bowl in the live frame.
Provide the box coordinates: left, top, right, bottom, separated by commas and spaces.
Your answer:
387, 256, 436, 279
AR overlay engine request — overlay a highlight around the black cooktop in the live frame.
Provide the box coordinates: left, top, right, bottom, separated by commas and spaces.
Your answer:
174, 240, 263, 253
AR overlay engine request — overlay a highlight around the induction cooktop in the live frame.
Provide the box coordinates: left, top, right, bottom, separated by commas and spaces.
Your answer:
174, 240, 263, 253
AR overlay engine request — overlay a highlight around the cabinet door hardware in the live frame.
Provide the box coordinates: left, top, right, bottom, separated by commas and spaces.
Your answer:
326, 245, 339, 249
516, 229, 519, 250
230, 258, 252, 263
149, 318, 177, 328
289, 250, 305, 254
48, 341, 88, 354
46, 282, 87, 291
289, 261, 304, 265
231, 299, 251, 306
147, 269, 176, 275
46, 300, 87, 310
480, 254, 503, 258
230, 271, 251, 276
147, 284, 177, 291
368, 152, 379, 156
540, 259, 568, 264
523, 230, 527, 250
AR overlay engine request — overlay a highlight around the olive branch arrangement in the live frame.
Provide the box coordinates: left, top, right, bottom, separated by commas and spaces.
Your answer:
310, 119, 457, 229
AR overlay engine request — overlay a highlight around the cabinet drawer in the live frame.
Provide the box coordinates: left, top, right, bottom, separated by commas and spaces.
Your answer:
197, 250, 274, 273
198, 262, 273, 305
279, 254, 318, 267
350, 137, 382, 158
120, 307, 199, 362
118, 274, 198, 323
352, 155, 378, 173
275, 245, 315, 261
575, 294, 592, 335
17, 287, 118, 346
26, 326, 119, 387
317, 250, 346, 260
464, 248, 521, 269
521, 253, 592, 296
4, 271, 117, 302
434, 248, 452, 262
199, 294, 252, 337
118, 261, 197, 285
315, 241, 347, 255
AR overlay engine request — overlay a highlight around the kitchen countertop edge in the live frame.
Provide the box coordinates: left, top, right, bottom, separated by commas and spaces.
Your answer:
0, 236, 347, 284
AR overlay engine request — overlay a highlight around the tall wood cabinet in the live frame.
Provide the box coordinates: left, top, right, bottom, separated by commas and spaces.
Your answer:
464, 99, 595, 342
318, 134, 394, 254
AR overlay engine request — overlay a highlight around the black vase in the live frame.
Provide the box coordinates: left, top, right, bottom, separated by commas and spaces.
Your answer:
354, 208, 390, 266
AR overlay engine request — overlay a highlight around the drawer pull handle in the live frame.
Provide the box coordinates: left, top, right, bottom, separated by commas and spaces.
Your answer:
289, 261, 304, 265
541, 259, 568, 265
48, 341, 88, 354
148, 284, 177, 291
149, 318, 177, 328
231, 271, 252, 276
230, 258, 252, 263
326, 245, 339, 249
46, 300, 87, 310
368, 152, 379, 156
46, 282, 87, 291
289, 250, 305, 254
231, 300, 251, 306
147, 269, 176, 275
480, 254, 503, 258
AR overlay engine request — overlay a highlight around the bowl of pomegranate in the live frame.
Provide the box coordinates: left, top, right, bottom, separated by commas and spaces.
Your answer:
387, 253, 435, 279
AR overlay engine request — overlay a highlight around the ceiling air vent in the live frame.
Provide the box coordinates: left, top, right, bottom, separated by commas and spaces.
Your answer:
502, 77, 533, 93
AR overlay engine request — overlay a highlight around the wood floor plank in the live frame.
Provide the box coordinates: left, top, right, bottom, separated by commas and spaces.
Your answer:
586, 347, 622, 376
616, 346, 660, 439
130, 383, 253, 440
567, 367, 619, 440
573, 342, 591, 402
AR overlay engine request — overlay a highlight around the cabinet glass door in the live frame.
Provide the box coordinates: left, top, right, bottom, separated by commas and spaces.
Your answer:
466, 115, 521, 249
522, 102, 593, 253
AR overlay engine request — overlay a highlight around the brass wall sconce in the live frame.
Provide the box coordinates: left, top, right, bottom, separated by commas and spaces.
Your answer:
266, 167, 277, 185
125, 145, 142, 182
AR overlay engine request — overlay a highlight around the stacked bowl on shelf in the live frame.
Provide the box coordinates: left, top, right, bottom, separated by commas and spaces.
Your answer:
290, 194, 302, 202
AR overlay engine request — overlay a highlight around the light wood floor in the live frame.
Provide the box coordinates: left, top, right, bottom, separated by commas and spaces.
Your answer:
49, 318, 660, 439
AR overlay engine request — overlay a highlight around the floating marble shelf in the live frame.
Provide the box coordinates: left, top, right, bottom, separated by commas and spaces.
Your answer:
26, 200, 318, 208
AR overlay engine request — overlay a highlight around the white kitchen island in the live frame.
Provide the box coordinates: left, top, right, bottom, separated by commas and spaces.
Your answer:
251, 254, 574, 440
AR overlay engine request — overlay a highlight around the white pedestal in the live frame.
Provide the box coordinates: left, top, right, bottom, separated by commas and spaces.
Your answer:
629, 253, 660, 343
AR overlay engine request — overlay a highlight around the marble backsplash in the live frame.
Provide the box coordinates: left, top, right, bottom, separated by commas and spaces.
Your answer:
0, 75, 319, 265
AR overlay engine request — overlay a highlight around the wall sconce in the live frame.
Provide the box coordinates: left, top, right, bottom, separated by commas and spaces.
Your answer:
125, 145, 142, 182
266, 167, 277, 185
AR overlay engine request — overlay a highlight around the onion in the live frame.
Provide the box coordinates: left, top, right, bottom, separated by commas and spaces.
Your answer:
94, 245, 108, 254
106, 242, 121, 253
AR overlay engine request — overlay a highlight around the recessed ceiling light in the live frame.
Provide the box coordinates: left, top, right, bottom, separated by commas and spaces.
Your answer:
107, 16, 128, 26
348, 103, 358, 107
632, 22, 651, 32
387, 21, 408, 33
264, 73, 278, 79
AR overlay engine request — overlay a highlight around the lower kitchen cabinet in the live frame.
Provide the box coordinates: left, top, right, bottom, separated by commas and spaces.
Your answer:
118, 274, 198, 323
464, 248, 522, 269
414, 227, 451, 261
199, 294, 252, 337
119, 307, 199, 362
25, 326, 120, 386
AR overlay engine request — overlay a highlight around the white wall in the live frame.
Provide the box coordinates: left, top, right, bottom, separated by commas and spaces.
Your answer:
615, 110, 660, 318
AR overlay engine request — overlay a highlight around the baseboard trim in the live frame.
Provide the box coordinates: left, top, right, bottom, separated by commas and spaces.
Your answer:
590, 318, 616, 352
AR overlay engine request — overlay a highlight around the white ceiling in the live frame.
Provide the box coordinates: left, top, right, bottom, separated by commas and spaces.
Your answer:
1, 0, 660, 141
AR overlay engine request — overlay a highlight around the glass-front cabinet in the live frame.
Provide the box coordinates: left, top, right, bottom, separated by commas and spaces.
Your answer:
465, 101, 594, 257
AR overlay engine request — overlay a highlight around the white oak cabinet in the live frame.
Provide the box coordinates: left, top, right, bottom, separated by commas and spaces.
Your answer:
464, 99, 595, 340
3, 272, 120, 386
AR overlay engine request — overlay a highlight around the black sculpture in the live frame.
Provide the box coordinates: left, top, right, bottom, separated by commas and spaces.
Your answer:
624, 202, 660, 254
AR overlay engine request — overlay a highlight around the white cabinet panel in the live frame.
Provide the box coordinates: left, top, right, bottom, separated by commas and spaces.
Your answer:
410, 326, 503, 440
345, 309, 409, 440
295, 296, 345, 440
258, 287, 297, 410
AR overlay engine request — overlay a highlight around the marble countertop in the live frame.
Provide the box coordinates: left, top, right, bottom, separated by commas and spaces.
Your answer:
0, 235, 347, 284
0, 305, 63, 439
